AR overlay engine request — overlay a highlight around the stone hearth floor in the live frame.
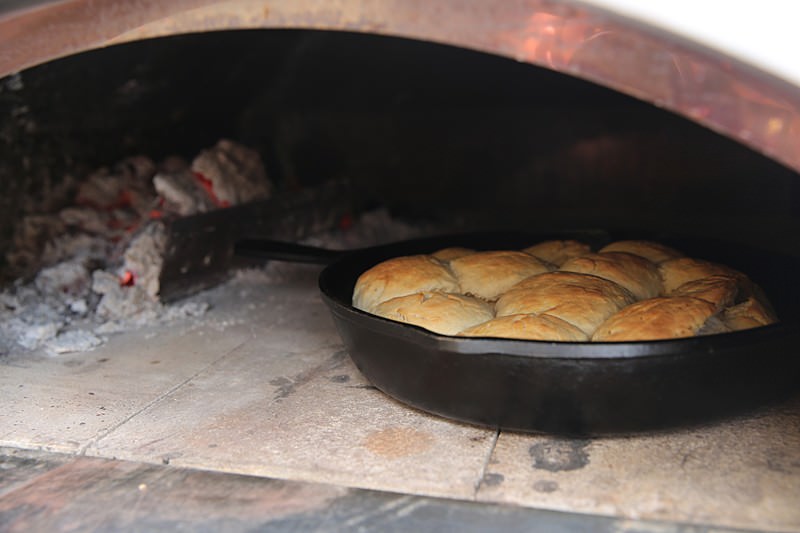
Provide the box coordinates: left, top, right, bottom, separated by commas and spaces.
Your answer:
1, 265, 799, 532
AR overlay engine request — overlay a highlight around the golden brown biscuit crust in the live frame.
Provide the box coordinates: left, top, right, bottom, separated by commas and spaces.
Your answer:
352, 239, 776, 341
599, 240, 683, 264
559, 252, 662, 300
352, 255, 459, 312
722, 297, 777, 331
449, 250, 551, 301
670, 275, 741, 311
592, 297, 717, 341
373, 292, 494, 335
431, 247, 475, 261
659, 257, 744, 294
459, 313, 588, 341
496, 272, 635, 335
523, 240, 591, 267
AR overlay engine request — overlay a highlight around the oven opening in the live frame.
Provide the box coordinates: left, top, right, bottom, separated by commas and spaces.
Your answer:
2, 29, 798, 355
2, 25, 800, 532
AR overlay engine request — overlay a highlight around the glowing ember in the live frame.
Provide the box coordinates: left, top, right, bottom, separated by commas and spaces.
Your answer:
120, 270, 135, 287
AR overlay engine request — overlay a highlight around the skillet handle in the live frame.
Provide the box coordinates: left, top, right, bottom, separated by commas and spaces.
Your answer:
234, 239, 346, 265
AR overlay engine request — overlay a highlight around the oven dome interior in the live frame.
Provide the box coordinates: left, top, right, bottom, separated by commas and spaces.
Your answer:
2, 29, 799, 260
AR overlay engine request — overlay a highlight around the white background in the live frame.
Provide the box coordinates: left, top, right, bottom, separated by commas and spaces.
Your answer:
586, 0, 800, 87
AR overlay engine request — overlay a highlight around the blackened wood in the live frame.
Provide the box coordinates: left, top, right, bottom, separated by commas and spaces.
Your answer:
158, 180, 352, 302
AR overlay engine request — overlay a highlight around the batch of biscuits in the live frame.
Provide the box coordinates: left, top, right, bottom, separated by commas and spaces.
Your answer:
352, 240, 777, 341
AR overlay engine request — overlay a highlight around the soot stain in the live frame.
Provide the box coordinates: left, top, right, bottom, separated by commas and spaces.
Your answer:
329, 374, 350, 383
529, 439, 590, 472
269, 351, 348, 401
269, 377, 294, 400
482, 473, 504, 487
533, 479, 559, 493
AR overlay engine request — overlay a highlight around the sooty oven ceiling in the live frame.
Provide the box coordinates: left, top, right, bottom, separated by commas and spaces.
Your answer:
2, 29, 799, 265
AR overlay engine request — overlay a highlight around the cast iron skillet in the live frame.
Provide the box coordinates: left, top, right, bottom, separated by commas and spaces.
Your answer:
236, 231, 800, 435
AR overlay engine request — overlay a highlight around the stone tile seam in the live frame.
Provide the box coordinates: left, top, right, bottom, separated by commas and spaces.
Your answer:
77, 337, 251, 456
471, 428, 500, 500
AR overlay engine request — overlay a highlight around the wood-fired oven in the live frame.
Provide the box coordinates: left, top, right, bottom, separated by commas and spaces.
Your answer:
1, 2, 799, 531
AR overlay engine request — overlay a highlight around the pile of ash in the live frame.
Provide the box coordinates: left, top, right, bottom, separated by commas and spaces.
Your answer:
1, 137, 444, 357
1, 140, 272, 356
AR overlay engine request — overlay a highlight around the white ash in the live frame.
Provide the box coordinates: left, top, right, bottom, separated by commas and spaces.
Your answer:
5, 208, 113, 284
6, 140, 272, 280
304, 208, 435, 249
122, 221, 167, 298
165, 301, 210, 320
59, 206, 112, 235
33, 259, 91, 306
1, 285, 68, 352
1, 140, 443, 358
42, 232, 113, 270
75, 156, 156, 216
92, 270, 160, 321
11, 320, 62, 351
1, 139, 276, 357
69, 298, 88, 315
0, 267, 212, 356
1, 202, 437, 357
75, 169, 131, 209
231, 264, 322, 290
191, 139, 272, 205
153, 169, 217, 216
231, 208, 445, 288
45, 330, 103, 354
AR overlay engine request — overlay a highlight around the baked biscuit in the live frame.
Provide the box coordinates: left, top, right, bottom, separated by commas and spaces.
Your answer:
695, 316, 732, 335
670, 275, 741, 311
373, 292, 494, 335
459, 313, 588, 341
599, 240, 683, 264
659, 257, 744, 294
353, 239, 776, 342
723, 297, 777, 331
431, 247, 475, 261
496, 272, 635, 335
353, 255, 459, 312
560, 252, 662, 300
523, 240, 591, 267
592, 297, 718, 341
449, 250, 551, 301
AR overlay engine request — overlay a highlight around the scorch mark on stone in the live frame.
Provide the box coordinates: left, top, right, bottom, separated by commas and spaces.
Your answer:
529, 439, 590, 472
481, 472, 505, 487
363, 427, 434, 459
269, 350, 347, 401
533, 479, 559, 493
